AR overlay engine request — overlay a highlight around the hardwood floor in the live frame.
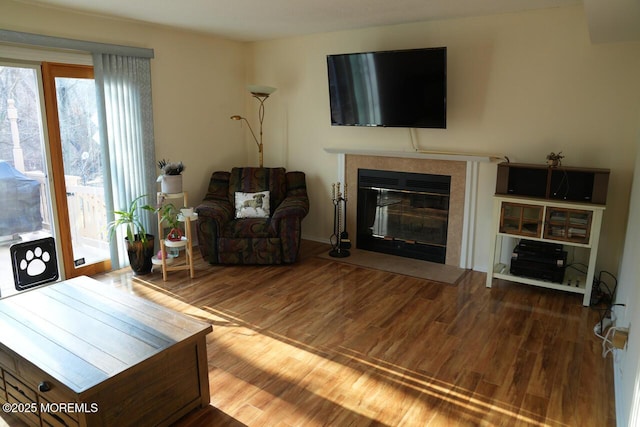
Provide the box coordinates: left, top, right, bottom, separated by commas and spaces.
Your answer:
88, 240, 614, 426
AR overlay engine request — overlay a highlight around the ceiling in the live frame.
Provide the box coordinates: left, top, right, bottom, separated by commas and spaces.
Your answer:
16, 0, 640, 43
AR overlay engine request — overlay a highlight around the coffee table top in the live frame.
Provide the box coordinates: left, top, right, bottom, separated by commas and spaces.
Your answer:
0, 275, 212, 393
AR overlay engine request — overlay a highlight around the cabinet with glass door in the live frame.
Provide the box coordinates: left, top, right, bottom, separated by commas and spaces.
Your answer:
544, 208, 592, 244
487, 195, 605, 306
499, 202, 543, 237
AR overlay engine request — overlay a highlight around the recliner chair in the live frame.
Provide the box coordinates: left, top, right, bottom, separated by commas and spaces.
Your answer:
196, 167, 309, 264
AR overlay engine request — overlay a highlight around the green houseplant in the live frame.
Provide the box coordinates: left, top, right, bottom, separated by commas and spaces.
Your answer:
157, 203, 183, 241
107, 194, 156, 275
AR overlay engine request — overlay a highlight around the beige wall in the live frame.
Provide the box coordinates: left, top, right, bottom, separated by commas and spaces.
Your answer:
613, 124, 640, 427
1, 0, 248, 204
3, 2, 640, 273
250, 5, 640, 272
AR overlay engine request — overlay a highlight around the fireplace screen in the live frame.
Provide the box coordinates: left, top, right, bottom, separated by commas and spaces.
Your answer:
357, 169, 451, 264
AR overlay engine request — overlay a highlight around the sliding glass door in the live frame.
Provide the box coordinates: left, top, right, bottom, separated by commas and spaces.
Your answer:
0, 61, 111, 295
41, 62, 111, 278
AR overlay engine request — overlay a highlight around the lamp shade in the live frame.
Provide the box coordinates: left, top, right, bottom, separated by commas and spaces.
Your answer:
247, 85, 277, 97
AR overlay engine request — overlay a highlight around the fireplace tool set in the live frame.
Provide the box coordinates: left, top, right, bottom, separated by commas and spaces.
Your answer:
329, 182, 351, 258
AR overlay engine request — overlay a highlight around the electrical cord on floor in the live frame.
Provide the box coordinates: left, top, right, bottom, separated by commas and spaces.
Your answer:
590, 270, 617, 307
602, 325, 628, 357
601, 325, 616, 357
588, 270, 627, 358
593, 306, 611, 338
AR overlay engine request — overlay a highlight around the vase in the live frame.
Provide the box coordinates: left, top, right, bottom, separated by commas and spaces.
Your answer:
167, 227, 184, 241
125, 234, 155, 275
161, 174, 182, 194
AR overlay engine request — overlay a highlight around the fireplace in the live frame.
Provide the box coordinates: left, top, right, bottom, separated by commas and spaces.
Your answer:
327, 150, 482, 268
357, 169, 451, 264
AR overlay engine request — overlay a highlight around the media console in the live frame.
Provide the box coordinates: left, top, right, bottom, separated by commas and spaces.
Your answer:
487, 162, 610, 305
486, 195, 605, 306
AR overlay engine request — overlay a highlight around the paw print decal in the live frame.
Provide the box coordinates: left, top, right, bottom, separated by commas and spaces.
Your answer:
10, 237, 59, 290
20, 246, 51, 277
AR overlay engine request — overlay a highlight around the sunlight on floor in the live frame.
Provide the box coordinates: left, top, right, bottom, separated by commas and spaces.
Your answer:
88, 271, 582, 426
199, 303, 550, 426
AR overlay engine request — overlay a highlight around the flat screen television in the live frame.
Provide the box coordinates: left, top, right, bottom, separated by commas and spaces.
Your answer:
327, 47, 447, 129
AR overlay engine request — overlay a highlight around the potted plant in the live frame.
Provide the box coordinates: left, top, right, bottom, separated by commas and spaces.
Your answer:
546, 151, 564, 167
157, 159, 185, 194
157, 203, 183, 241
107, 194, 156, 275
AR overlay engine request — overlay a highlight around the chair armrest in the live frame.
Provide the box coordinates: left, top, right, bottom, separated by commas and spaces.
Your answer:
198, 171, 234, 223
195, 199, 233, 264
195, 199, 234, 225
271, 196, 308, 264
271, 196, 309, 221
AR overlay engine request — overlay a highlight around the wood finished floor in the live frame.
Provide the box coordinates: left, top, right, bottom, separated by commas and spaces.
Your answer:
79, 241, 615, 425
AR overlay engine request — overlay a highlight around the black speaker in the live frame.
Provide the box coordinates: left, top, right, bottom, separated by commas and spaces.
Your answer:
496, 163, 609, 204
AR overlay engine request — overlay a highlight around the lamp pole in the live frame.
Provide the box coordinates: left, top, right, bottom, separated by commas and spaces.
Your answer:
230, 115, 261, 166
230, 86, 276, 168
251, 92, 270, 168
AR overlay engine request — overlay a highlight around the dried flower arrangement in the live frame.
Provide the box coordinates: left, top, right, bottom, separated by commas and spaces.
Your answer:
157, 159, 185, 175
546, 151, 564, 167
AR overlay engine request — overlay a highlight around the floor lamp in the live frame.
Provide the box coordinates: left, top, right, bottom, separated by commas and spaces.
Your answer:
230, 85, 277, 168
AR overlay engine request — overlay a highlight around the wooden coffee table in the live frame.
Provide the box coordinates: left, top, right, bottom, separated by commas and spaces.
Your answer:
0, 276, 212, 427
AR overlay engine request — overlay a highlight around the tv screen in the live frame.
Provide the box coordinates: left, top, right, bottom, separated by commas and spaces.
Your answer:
327, 47, 447, 129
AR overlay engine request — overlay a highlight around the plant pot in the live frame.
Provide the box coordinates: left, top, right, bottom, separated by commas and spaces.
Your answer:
125, 234, 155, 275
167, 228, 184, 241
161, 174, 183, 194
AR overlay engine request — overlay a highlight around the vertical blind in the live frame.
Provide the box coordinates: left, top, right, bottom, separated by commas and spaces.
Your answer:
94, 53, 157, 269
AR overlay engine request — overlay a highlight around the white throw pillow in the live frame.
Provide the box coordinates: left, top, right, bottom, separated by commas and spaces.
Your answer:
235, 191, 270, 218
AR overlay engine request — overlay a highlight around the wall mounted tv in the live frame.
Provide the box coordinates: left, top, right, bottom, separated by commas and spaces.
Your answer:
327, 47, 447, 129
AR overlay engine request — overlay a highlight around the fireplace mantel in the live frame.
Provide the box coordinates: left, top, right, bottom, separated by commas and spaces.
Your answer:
323, 147, 498, 163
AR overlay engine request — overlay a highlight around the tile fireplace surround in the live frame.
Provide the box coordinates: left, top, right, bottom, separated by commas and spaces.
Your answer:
325, 148, 495, 268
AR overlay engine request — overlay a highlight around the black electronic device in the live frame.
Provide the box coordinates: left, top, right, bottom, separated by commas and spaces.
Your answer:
327, 47, 447, 129
495, 162, 610, 204
510, 240, 567, 283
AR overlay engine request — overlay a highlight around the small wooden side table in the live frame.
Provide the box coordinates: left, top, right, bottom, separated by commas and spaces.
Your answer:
154, 192, 196, 281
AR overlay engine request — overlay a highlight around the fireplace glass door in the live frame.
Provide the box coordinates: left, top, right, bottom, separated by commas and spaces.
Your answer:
357, 169, 451, 264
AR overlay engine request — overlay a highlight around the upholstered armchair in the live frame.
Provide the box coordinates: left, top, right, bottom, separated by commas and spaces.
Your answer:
195, 167, 309, 264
